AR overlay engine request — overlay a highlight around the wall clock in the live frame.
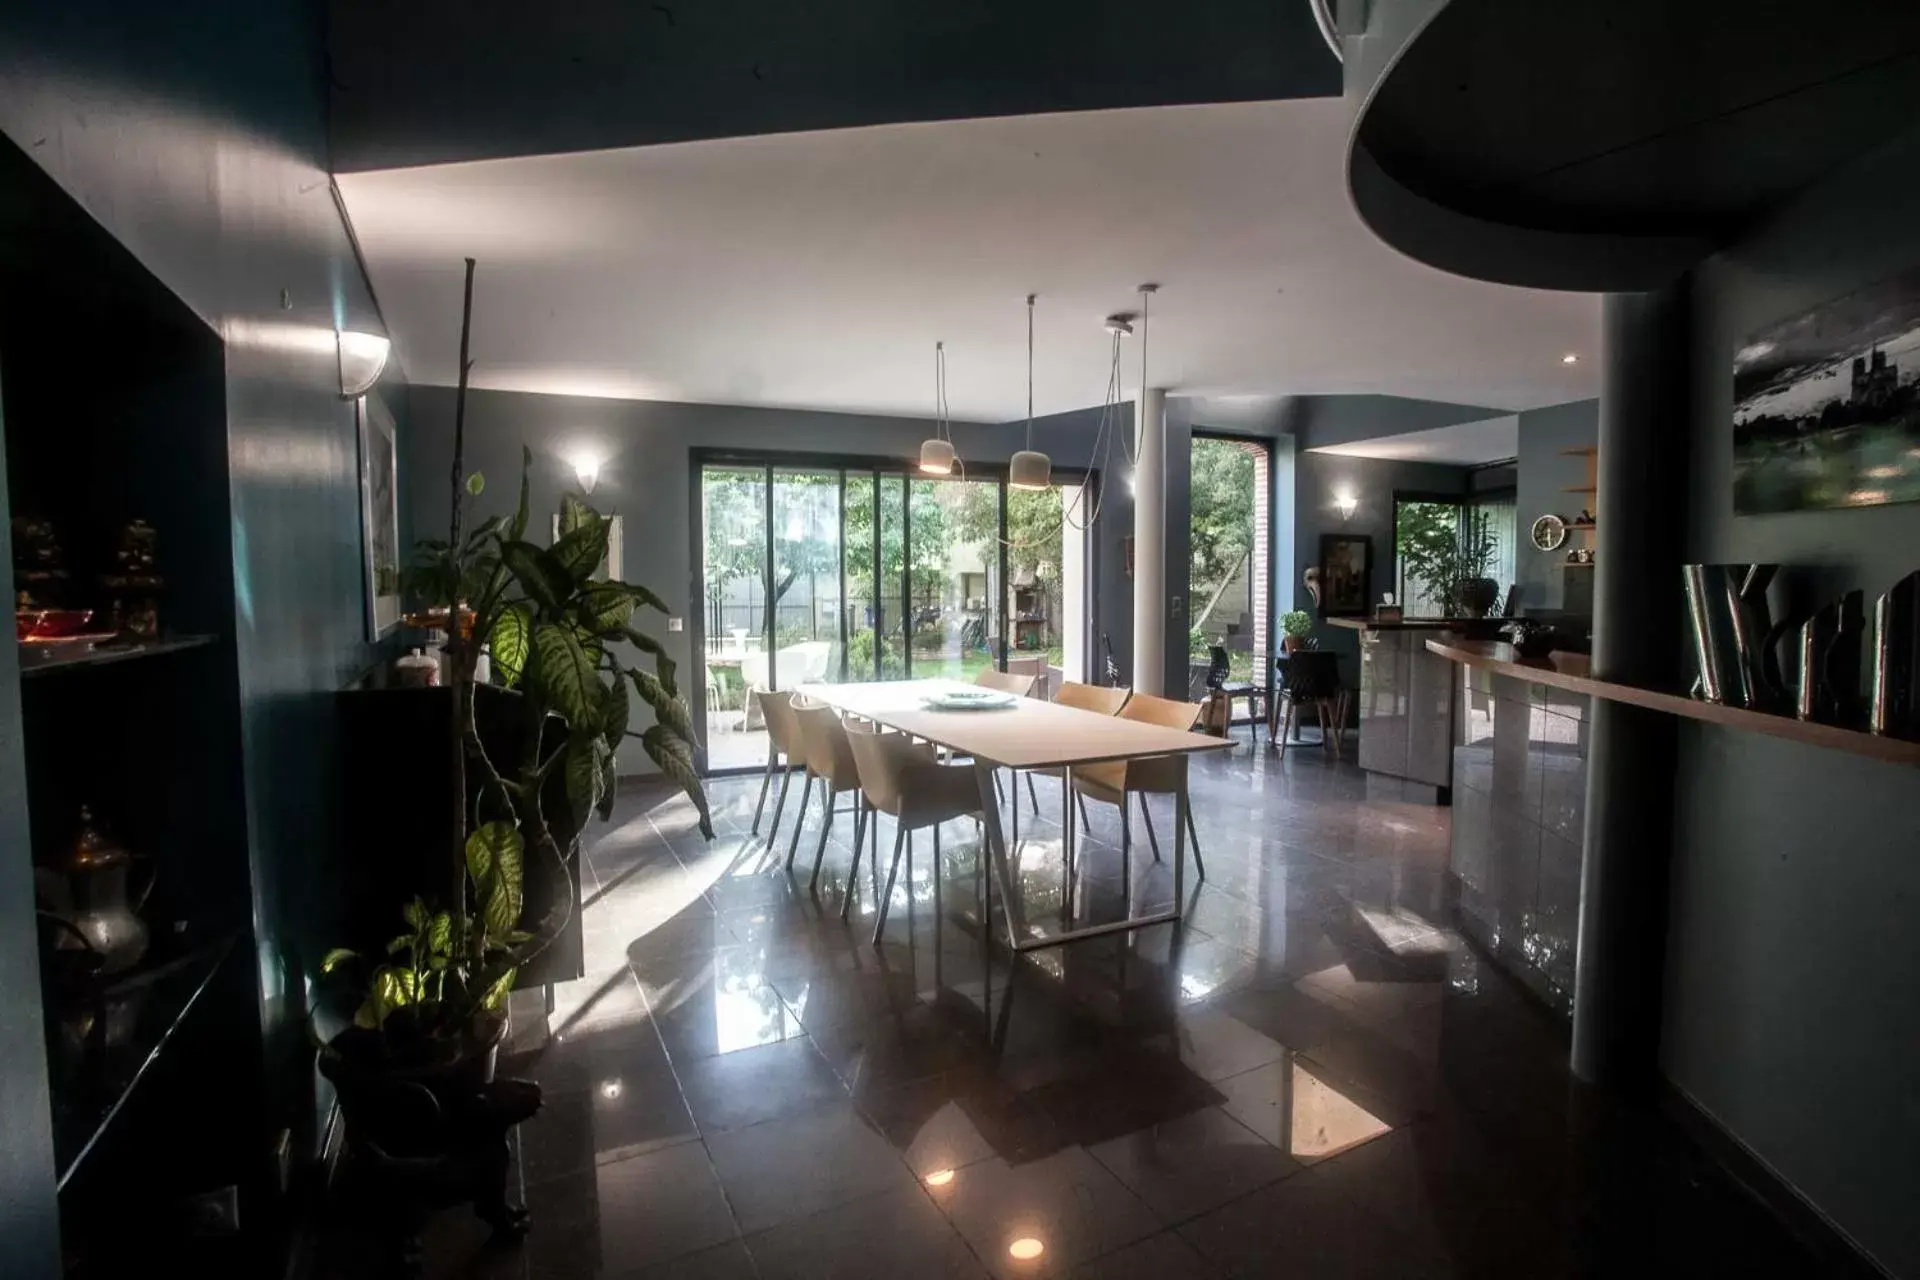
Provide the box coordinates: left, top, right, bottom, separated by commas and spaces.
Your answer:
1531, 513, 1567, 552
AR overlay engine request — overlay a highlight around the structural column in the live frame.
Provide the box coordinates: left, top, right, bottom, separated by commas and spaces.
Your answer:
1132, 388, 1166, 695
1573, 282, 1691, 1088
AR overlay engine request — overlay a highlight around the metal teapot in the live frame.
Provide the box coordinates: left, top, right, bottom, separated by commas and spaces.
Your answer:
36, 807, 153, 975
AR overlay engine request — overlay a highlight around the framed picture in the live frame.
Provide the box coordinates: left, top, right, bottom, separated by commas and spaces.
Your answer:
1734, 262, 1920, 514
358, 393, 401, 639
552, 512, 623, 581
1317, 533, 1372, 618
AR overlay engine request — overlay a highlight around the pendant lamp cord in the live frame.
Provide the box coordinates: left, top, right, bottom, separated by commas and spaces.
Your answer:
1025, 293, 1036, 451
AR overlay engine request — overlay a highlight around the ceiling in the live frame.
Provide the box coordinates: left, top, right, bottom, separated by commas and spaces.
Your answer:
339, 99, 1601, 422
1307, 415, 1518, 465
326, 0, 1340, 172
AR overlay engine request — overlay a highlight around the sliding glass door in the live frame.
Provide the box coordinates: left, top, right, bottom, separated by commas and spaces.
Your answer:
697, 457, 1090, 773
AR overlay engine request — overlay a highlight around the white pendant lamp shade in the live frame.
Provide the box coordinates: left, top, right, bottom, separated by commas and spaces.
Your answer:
919, 438, 955, 474
1008, 449, 1051, 489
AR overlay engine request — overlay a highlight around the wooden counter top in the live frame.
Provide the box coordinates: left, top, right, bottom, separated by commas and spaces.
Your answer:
1323, 616, 1489, 631
1426, 638, 1920, 768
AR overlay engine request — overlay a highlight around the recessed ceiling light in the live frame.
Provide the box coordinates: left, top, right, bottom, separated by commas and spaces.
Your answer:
1561, 353, 1579, 365
1008, 1238, 1045, 1261
924, 1169, 955, 1187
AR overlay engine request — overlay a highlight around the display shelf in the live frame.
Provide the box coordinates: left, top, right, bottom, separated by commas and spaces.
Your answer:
19, 634, 215, 678
1427, 638, 1920, 768
1558, 446, 1599, 457
1561, 485, 1597, 494
50, 931, 237, 1190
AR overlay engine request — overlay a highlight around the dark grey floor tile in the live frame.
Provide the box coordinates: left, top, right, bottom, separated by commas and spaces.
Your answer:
927, 1147, 1163, 1279
676, 1036, 849, 1133
706, 1102, 917, 1233
1063, 1230, 1221, 1279
517, 1063, 699, 1185
744, 1183, 988, 1279
1085, 1106, 1301, 1223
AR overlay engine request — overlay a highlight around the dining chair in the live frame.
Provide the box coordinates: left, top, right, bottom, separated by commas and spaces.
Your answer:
841, 719, 984, 944
786, 700, 869, 893
1205, 644, 1263, 749
1271, 650, 1347, 760
1017, 679, 1129, 812
751, 689, 803, 840
967, 668, 1039, 827
1070, 691, 1207, 881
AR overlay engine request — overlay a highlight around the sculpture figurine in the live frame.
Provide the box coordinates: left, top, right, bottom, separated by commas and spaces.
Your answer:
100, 518, 164, 639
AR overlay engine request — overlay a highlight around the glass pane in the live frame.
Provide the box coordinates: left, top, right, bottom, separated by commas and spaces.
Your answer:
844, 472, 877, 681
1394, 499, 1462, 617
1006, 483, 1067, 695
908, 476, 1000, 682
877, 474, 907, 678
769, 470, 841, 691
700, 466, 767, 770
1188, 437, 1258, 684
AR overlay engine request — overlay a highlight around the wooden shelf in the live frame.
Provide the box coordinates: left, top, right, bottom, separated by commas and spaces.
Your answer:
1568, 521, 1596, 530
1428, 638, 1920, 767
1558, 446, 1599, 457
19, 634, 215, 678
1561, 485, 1597, 494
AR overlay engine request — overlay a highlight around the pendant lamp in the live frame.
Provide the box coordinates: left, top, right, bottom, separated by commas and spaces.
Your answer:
1009, 294, 1051, 490
919, 341, 955, 474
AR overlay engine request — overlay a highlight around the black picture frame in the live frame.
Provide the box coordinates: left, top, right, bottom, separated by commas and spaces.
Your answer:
1317, 533, 1372, 618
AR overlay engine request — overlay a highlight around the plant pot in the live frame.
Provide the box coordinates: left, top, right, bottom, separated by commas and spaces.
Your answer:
1282, 636, 1305, 654
1457, 578, 1499, 619
320, 1014, 537, 1274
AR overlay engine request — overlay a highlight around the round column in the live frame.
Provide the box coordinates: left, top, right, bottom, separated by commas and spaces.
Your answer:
1132, 387, 1166, 695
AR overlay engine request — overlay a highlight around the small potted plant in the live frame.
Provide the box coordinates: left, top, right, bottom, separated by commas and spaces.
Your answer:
1281, 609, 1314, 653
314, 261, 708, 1268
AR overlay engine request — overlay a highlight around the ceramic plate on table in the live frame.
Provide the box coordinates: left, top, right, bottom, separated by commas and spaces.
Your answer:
919, 689, 1017, 711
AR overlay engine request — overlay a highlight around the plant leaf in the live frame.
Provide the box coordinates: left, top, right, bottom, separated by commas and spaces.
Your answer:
463, 514, 504, 549
490, 604, 532, 687
482, 826, 526, 940
532, 624, 600, 726
402, 898, 427, 931
559, 493, 595, 537
612, 579, 668, 615
428, 911, 453, 955
319, 947, 358, 975
551, 517, 610, 581
580, 583, 635, 634
386, 936, 410, 955
624, 627, 678, 697
501, 540, 571, 614
628, 666, 694, 739
595, 747, 617, 822
642, 723, 712, 838
507, 445, 532, 542
565, 734, 609, 826
466, 471, 486, 496
465, 821, 519, 900
600, 671, 631, 750
353, 1000, 381, 1030
480, 966, 518, 1011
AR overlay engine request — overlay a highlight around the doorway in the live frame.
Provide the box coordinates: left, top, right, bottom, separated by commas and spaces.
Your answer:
695, 454, 1092, 774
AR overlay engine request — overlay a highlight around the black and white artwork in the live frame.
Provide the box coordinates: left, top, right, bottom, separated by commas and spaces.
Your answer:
1734, 263, 1920, 514
359, 393, 401, 638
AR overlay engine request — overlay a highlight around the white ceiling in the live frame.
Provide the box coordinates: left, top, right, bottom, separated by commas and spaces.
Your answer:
1308, 415, 1520, 465
338, 99, 1600, 422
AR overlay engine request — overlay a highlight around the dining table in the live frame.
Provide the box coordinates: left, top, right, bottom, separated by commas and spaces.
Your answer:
795, 678, 1232, 952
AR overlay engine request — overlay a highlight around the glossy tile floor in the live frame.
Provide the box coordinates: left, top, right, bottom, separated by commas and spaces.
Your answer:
399, 737, 1816, 1279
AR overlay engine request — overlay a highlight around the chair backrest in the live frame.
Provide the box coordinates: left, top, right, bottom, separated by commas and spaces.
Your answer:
1205, 645, 1230, 688
841, 719, 933, 817
1282, 649, 1342, 699
791, 700, 860, 788
1056, 680, 1129, 717
974, 669, 1036, 697
1115, 693, 1204, 793
756, 688, 800, 755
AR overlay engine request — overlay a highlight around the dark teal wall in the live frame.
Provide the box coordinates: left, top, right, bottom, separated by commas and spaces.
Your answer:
1664, 122, 1920, 1278
0, 0, 404, 1201
1514, 399, 1598, 610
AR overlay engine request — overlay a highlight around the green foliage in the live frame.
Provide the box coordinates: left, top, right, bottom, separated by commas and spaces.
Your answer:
1190, 439, 1255, 626
1281, 609, 1314, 638
1396, 503, 1497, 616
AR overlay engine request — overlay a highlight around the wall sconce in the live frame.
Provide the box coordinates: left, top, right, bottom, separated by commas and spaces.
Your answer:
568, 451, 603, 494
337, 330, 391, 400
1333, 489, 1358, 520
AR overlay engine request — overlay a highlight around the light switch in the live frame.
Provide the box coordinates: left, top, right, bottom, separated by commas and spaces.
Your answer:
667, 616, 684, 632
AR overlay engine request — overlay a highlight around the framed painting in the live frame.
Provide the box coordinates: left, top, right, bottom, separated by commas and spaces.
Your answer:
1317, 533, 1372, 618
1734, 263, 1920, 514
358, 392, 401, 639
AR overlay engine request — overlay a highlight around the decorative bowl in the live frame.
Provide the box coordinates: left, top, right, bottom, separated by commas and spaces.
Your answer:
17, 608, 94, 640
920, 689, 1016, 711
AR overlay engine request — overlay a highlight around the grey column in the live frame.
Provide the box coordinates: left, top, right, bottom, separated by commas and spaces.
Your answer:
1572, 282, 1692, 1088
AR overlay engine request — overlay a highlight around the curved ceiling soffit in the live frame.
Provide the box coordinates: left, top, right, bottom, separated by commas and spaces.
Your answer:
1340, 0, 1710, 293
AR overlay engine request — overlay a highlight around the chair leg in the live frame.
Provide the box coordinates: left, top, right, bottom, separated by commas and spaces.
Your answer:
1277, 700, 1294, 761
751, 745, 776, 834
1185, 802, 1205, 880
841, 804, 870, 922
1077, 794, 1091, 833
785, 774, 815, 870
1138, 793, 1162, 863
1120, 799, 1132, 903
1011, 774, 1020, 851
1025, 773, 1039, 815
873, 823, 909, 946
768, 767, 794, 843
809, 792, 837, 892
994, 773, 1005, 805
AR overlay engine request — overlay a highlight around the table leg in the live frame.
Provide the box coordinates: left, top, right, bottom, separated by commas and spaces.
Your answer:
974, 761, 1025, 946
1174, 755, 1188, 910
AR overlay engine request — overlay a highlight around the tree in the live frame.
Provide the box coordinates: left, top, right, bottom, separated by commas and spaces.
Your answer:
1188, 439, 1255, 631
1395, 503, 1495, 615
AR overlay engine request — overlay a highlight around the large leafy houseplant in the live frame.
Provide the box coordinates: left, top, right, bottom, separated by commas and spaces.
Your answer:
1397, 507, 1498, 617
320, 259, 708, 1059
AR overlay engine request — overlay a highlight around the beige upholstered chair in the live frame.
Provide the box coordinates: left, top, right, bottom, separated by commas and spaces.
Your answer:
752, 689, 804, 841
1070, 692, 1207, 879
973, 669, 1038, 697
842, 719, 983, 944
786, 700, 869, 893
1016, 680, 1131, 818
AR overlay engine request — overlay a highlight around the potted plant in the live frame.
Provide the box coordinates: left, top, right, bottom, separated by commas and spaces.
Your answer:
314, 261, 708, 1264
1397, 508, 1500, 617
1280, 609, 1314, 653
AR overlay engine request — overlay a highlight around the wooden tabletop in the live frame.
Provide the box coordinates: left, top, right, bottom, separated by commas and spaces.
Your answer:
795, 678, 1232, 770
